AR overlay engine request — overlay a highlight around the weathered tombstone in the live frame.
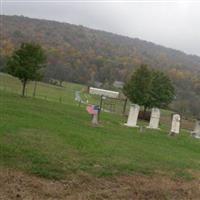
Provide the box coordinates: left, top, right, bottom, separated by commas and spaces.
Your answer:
75, 91, 82, 106
169, 114, 181, 136
124, 104, 140, 127
87, 105, 100, 126
191, 120, 200, 139
147, 108, 160, 129
92, 113, 98, 125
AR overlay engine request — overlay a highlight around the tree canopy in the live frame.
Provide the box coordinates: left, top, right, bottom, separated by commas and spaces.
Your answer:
6, 42, 46, 96
123, 65, 175, 111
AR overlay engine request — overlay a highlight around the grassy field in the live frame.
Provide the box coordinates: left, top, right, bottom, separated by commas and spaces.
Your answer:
0, 88, 200, 180
0, 72, 195, 129
0, 72, 85, 105
0, 73, 132, 114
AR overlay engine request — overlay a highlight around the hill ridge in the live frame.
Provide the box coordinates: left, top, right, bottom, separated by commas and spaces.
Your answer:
2, 14, 199, 58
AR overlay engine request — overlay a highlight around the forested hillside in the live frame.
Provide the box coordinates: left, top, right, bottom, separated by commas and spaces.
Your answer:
0, 15, 200, 116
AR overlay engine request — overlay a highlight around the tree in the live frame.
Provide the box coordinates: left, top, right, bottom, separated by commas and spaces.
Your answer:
123, 64, 175, 112
6, 43, 46, 96
150, 70, 175, 108
123, 64, 153, 112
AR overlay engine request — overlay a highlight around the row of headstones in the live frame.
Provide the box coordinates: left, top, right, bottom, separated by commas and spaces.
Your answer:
124, 104, 200, 138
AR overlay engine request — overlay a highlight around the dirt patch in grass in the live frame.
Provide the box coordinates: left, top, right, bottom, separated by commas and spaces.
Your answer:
0, 168, 200, 200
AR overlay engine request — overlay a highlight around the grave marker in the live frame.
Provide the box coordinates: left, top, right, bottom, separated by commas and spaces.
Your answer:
169, 114, 181, 136
124, 104, 140, 127
87, 105, 100, 125
147, 108, 160, 129
191, 120, 200, 139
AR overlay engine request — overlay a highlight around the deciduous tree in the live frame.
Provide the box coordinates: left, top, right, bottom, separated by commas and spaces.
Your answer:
123, 64, 175, 112
6, 43, 46, 96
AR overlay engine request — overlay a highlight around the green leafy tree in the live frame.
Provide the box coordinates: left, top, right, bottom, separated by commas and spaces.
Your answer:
123, 64, 175, 112
150, 70, 175, 108
123, 64, 153, 112
6, 43, 46, 96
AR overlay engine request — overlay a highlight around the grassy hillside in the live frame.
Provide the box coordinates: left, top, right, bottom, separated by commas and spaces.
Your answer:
0, 73, 126, 114
0, 72, 84, 105
0, 72, 195, 129
0, 89, 200, 180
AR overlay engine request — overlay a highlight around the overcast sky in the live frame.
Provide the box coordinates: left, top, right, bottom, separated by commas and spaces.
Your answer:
1, 0, 200, 56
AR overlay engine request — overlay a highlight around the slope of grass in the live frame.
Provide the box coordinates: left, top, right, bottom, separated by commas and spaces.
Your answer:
0, 90, 199, 180
0, 72, 84, 105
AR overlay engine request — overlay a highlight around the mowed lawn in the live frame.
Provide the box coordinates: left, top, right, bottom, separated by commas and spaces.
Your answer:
0, 89, 200, 180
0, 72, 84, 105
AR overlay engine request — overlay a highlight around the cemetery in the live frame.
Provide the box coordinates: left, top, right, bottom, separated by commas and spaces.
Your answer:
1, 4, 200, 197
0, 73, 200, 199
85, 86, 198, 139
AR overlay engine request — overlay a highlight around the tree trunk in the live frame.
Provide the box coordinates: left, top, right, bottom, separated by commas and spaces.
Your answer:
143, 106, 147, 119
122, 98, 128, 115
22, 80, 27, 97
33, 81, 37, 97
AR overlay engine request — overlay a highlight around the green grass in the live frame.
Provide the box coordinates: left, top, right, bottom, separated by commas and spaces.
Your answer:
0, 73, 129, 113
0, 90, 200, 180
0, 72, 84, 105
0, 73, 174, 116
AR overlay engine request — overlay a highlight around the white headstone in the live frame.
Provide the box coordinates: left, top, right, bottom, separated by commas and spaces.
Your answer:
191, 120, 200, 139
170, 114, 181, 135
147, 108, 160, 129
92, 114, 98, 125
124, 104, 140, 127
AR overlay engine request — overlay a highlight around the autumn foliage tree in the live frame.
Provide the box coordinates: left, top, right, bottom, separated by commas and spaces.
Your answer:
123, 64, 175, 112
6, 43, 46, 96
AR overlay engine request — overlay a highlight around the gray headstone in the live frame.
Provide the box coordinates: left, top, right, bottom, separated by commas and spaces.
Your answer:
92, 114, 98, 125
191, 120, 200, 139
75, 91, 81, 102
170, 114, 181, 136
147, 108, 160, 129
124, 104, 140, 127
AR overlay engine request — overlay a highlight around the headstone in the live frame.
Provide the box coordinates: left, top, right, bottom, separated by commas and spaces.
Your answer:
169, 114, 181, 136
75, 91, 81, 102
147, 108, 160, 129
75, 91, 82, 106
124, 104, 140, 127
86, 105, 100, 125
75, 91, 88, 105
191, 120, 200, 139
92, 114, 98, 125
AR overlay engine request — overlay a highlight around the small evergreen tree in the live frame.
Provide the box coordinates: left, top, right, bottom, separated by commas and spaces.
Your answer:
6, 43, 46, 96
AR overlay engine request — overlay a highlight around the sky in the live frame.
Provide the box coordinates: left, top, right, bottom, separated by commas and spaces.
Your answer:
1, 0, 200, 56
